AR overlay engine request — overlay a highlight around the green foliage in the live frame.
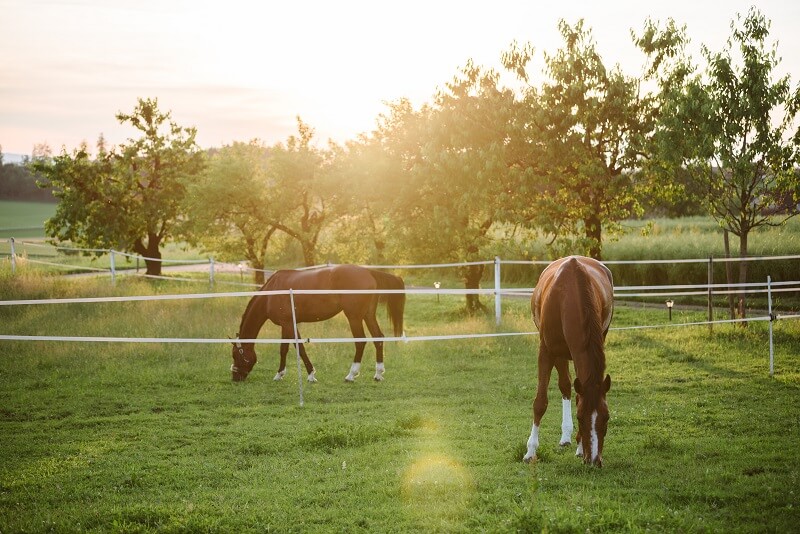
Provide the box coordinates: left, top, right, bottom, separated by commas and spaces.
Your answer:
31, 98, 205, 275
505, 19, 688, 260
0, 278, 798, 532
657, 8, 800, 252
183, 140, 278, 282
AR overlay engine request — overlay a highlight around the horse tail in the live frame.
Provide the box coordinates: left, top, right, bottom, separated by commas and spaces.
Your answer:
369, 269, 406, 337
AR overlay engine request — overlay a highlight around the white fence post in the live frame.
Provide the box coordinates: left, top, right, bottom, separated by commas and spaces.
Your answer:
768, 275, 774, 378
707, 255, 713, 333
110, 250, 116, 285
289, 289, 305, 407
9, 238, 16, 275
494, 256, 502, 326
209, 257, 215, 287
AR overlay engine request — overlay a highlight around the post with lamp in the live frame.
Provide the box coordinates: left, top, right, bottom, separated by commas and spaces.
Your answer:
666, 299, 674, 321
434, 281, 441, 303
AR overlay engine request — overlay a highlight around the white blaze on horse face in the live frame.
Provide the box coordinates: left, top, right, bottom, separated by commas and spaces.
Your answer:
590, 410, 599, 463
524, 423, 539, 462
560, 397, 573, 445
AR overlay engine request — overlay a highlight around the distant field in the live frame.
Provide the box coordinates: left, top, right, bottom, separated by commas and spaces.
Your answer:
0, 200, 55, 238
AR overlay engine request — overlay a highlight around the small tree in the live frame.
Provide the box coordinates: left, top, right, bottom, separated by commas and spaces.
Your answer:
657, 8, 800, 318
266, 118, 333, 267
33, 98, 205, 275
183, 140, 279, 284
504, 19, 688, 259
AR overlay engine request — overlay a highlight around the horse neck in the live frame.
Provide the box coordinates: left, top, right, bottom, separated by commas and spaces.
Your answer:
238, 295, 269, 345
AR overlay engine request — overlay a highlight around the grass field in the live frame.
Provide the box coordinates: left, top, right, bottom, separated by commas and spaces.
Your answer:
0, 200, 55, 238
1, 274, 799, 532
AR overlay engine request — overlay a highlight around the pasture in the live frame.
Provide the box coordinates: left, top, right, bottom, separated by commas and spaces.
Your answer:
0, 200, 55, 239
1, 274, 799, 532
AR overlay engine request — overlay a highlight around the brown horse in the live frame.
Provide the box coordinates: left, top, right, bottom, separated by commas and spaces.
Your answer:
231, 264, 405, 383
523, 256, 614, 467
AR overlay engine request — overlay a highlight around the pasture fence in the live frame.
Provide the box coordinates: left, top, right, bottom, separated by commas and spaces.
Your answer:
1, 285, 798, 377
3, 238, 799, 392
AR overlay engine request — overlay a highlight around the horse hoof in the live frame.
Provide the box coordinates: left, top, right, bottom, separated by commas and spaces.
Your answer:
523, 454, 536, 464
559, 441, 571, 447
373, 374, 384, 382
344, 375, 356, 383
307, 372, 317, 383
273, 371, 286, 381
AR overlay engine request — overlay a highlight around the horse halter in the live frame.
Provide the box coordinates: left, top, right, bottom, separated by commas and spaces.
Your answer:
231, 342, 252, 374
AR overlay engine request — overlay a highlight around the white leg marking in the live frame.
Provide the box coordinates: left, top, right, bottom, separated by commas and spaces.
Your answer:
307, 370, 317, 383
273, 369, 287, 381
576, 441, 583, 457
560, 397, 573, 445
374, 362, 385, 381
345, 362, 361, 382
523, 423, 539, 462
590, 410, 599, 463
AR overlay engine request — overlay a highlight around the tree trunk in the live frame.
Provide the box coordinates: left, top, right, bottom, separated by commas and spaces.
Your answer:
584, 214, 602, 260
302, 241, 317, 267
251, 260, 266, 285
723, 230, 736, 320
463, 263, 487, 315
134, 234, 162, 276
737, 230, 749, 324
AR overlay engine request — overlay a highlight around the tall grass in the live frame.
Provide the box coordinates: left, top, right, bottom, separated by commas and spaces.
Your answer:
1, 276, 799, 532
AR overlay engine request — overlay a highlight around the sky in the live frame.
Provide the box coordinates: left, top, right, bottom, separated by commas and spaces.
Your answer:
1, 0, 799, 157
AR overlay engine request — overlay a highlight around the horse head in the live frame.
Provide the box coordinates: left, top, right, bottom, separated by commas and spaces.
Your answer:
230, 336, 257, 382
574, 374, 611, 467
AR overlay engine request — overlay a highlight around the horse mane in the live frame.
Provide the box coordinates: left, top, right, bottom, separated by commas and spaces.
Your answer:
573, 259, 607, 385
237, 273, 276, 338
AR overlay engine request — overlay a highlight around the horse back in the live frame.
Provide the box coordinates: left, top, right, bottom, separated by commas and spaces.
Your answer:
532, 256, 614, 344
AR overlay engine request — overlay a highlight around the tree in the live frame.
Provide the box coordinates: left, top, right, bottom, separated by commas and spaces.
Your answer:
323, 138, 395, 265
183, 140, 280, 284
656, 8, 800, 318
378, 64, 517, 313
504, 19, 687, 259
33, 98, 205, 275
266, 118, 332, 267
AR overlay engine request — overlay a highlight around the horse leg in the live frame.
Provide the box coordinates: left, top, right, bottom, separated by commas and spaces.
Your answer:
524, 346, 554, 462
281, 324, 316, 382
554, 357, 573, 446
344, 317, 368, 382
364, 314, 386, 381
274, 342, 288, 381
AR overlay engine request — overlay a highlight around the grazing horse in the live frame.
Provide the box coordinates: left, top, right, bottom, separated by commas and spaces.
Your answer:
231, 264, 405, 383
523, 256, 614, 467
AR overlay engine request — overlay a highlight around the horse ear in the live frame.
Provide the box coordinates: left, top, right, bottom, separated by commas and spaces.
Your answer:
573, 377, 583, 395
603, 374, 611, 393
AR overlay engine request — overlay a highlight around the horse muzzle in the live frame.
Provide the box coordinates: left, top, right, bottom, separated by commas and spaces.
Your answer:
231, 364, 248, 382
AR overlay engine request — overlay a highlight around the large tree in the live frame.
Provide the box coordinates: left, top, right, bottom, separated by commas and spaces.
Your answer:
33, 98, 205, 275
504, 19, 687, 259
379, 64, 517, 313
656, 8, 800, 317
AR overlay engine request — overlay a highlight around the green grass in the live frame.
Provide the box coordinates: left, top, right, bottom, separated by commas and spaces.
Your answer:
0, 200, 55, 238
1, 273, 799, 532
